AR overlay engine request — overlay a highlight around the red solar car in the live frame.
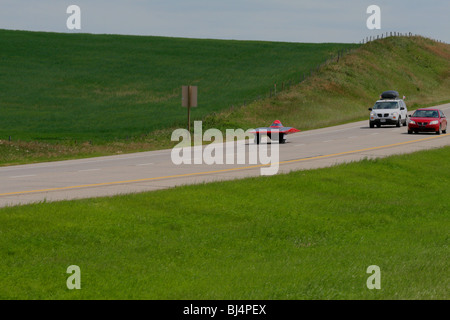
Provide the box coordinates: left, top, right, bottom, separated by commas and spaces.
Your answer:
408, 108, 447, 135
250, 120, 300, 144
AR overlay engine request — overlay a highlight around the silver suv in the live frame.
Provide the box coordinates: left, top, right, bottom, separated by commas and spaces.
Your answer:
369, 91, 408, 128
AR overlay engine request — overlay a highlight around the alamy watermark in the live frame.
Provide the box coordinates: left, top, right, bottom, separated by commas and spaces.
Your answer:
66, 5, 81, 30
366, 265, 381, 290
170, 121, 280, 175
366, 5, 381, 30
66, 265, 81, 290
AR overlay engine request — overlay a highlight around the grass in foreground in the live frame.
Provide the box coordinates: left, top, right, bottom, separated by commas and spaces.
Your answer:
0, 147, 449, 299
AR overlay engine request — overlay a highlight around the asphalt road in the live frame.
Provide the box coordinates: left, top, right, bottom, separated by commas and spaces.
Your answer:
1, 103, 449, 207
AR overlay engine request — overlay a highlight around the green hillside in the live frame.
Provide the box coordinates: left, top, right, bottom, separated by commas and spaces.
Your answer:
209, 35, 450, 131
0, 29, 354, 142
0, 31, 449, 166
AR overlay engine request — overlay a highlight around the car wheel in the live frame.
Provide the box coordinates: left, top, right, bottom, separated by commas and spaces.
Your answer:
254, 133, 260, 144
396, 118, 401, 127
408, 130, 412, 134
370, 122, 374, 128
443, 126, 447, 134
403, 118, 407, 126
436, 126, 441, 135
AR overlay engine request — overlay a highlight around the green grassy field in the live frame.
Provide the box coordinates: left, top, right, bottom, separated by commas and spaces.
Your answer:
1, 147, 448, 300
0, 29, 355, 142
0, 32, 449, 166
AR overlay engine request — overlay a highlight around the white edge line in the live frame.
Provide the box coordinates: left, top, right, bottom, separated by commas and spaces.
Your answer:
9, 174, 36, 179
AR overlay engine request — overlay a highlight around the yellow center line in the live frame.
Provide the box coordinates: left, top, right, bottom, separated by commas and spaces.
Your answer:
0, 133, 448, 197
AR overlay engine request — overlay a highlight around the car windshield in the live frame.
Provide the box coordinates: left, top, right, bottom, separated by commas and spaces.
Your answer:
372, 102, 399, 110
412, 110, 439, 118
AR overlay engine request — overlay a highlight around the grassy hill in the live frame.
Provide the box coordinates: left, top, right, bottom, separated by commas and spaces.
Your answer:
0, 31, 449, 166
208, 35, 450, 131
0, 29, 354, 142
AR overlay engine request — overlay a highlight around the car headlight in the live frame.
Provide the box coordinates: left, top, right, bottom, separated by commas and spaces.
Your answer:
429, 120, 439, 125
392, 112, 398, 117
409, 120, 416, 125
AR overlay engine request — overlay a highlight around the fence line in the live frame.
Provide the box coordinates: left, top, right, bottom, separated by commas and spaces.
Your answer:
359, 32, 447, 45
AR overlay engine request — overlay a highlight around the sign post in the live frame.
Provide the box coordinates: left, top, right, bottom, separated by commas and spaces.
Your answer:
182, 85, 197, 131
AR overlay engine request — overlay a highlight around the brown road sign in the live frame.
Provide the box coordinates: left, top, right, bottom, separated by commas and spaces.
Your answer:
182, 85, 198, 131
182, 85, 197, 107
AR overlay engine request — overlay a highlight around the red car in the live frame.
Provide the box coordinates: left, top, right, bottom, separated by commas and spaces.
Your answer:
408, 108, 447, 135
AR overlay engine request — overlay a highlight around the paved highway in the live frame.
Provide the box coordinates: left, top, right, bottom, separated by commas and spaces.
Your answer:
1, 103, 449, 207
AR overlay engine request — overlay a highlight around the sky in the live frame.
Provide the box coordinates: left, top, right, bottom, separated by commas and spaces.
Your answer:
0, 0, 448, 43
